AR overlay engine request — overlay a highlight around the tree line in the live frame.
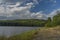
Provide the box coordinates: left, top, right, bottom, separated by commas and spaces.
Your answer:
0, 19, 46, 26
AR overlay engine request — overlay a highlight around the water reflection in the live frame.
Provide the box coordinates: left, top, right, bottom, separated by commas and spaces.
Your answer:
0, 27, 38, 37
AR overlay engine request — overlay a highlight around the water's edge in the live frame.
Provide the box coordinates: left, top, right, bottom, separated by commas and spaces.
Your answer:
0, 26, 38, 37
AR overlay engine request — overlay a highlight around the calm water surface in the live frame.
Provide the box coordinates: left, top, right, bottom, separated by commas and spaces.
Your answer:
0, 26, 38, 37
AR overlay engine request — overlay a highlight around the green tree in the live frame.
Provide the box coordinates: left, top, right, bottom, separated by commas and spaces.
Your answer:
53, 13, 60, 26
45, 17, 52, 27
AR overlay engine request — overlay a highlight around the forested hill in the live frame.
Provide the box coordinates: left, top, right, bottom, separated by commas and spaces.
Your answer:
0, 19, 47, 26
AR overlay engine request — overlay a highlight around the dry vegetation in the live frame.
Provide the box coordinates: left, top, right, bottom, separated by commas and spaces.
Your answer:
32, 26, 60, 40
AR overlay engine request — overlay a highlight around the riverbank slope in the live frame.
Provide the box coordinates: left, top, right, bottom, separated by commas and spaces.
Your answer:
7, 26, 60, 40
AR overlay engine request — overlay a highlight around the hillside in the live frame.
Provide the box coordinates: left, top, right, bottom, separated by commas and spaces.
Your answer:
32, 26, 60, 40
45, 13, 60, 27
0, 19, 46, 26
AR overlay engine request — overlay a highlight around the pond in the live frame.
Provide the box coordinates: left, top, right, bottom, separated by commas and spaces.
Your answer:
0, 26, 38, 37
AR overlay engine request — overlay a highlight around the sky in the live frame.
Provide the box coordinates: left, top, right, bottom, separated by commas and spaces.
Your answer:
0, 0, 60, 20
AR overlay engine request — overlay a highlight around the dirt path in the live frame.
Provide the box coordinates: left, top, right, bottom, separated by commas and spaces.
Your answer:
32, 26, 60, 40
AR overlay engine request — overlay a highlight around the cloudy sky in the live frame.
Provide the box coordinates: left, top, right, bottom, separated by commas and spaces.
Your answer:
0, 0, 60, 20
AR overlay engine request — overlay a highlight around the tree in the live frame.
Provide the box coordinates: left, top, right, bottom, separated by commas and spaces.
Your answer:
45, 17, 52, 27
53, 13, 60, 26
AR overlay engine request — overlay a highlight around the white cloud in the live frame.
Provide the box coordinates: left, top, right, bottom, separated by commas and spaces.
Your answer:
48, 9, 60, 18
31, 11, 48, 19
50, 0, 56, 3
33, 0, 39, 4
0, 0, 2, 3
0, 0, 48, 20
7, 2, 21, 8
4, 2, 47, 19
0, 0, 59, 20
0, 2, 33, 19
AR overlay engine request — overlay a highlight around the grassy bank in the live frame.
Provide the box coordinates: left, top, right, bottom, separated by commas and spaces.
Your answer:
32, 26, 60, 40
0, 28, 38, 40
8, 29, 38, 40
8, 26, 60, 40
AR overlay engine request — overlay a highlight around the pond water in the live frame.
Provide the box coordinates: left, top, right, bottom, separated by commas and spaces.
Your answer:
0, 26, 38, 37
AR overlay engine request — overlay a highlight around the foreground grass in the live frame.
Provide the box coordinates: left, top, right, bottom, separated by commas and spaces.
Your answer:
32, 26, 60, 40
